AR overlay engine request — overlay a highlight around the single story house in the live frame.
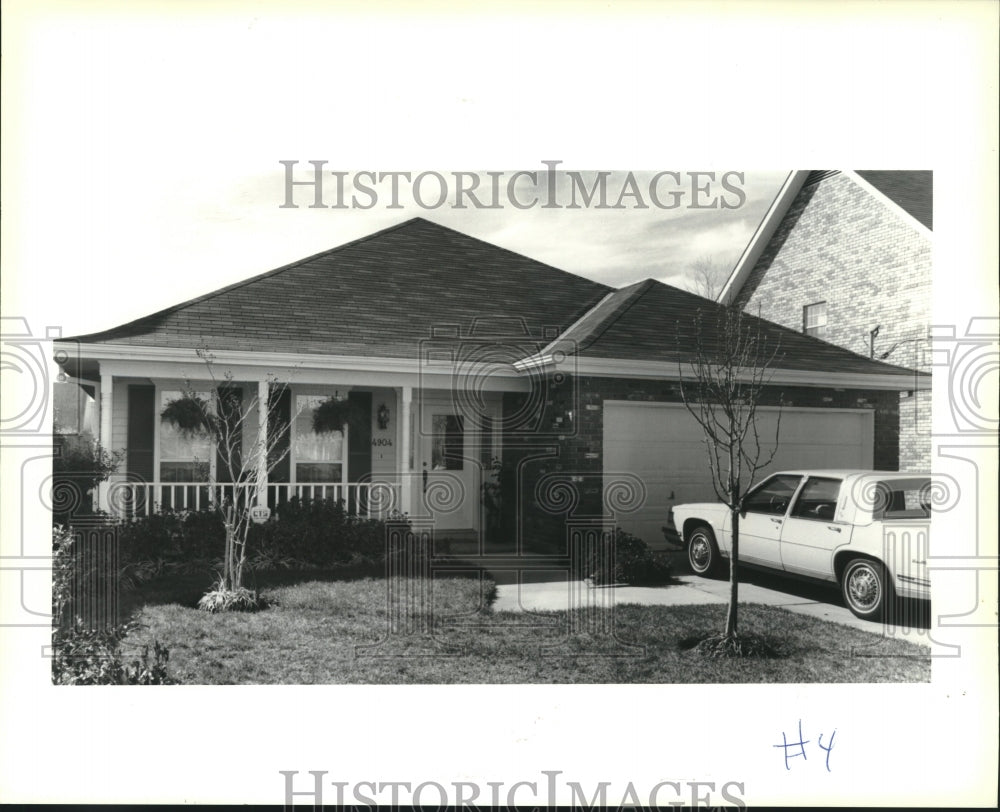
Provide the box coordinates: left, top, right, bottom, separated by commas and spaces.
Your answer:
54, 217, 928, 548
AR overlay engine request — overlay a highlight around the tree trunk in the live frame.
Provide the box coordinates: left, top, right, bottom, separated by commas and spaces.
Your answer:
234, 525, 245, 589
223, 504, 236, 592
725, 505, 740, 639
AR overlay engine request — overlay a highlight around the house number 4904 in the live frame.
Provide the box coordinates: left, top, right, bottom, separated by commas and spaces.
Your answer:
371, 438, 393, 447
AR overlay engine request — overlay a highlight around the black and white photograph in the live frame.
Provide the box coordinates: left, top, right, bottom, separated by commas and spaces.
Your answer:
1, 1, 997, 808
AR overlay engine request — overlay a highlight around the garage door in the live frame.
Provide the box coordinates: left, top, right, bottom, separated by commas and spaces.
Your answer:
603, 402, 874, 548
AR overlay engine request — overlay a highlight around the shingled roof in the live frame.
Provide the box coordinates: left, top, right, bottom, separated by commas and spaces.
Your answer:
67, 218, 612, 358
68, 216, 923, 383
854, 170, 933, 230
539, 278, 924, 379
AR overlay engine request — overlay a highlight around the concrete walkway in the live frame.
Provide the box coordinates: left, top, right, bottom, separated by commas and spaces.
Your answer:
490, 570, 931, 639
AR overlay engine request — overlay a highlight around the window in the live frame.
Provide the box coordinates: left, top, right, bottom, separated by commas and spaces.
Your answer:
790, 477, 842, 521
743, 475, 803, 515
53, 381, 98, 437
159, 390, 212, 482
431, 414, 464, 470
872, 478, 932, 520
294, 395, 346, 483
803, 301, 828, 337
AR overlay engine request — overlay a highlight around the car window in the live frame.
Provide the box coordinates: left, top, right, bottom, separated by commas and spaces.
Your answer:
743, 475, 802, 516
872, 478, 932, 520
790, 477, 842, 521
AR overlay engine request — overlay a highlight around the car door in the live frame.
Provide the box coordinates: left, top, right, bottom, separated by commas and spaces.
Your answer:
738, 474, 804, 569
779, 476, 844, 580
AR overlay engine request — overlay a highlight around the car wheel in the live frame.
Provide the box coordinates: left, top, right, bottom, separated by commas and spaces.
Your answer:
841, 558, 893, 621
687, 524, 720, 577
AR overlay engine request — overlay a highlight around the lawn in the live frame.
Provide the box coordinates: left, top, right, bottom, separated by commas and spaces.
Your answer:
125, 573, 931, 684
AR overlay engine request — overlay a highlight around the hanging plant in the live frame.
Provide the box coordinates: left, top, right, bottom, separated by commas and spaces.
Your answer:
161, 395, 217, 437
312, 396, 366, 435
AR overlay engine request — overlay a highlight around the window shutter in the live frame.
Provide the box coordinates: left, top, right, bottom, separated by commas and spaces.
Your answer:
126, 385, 155, 484
347, 391, 373, 484
268, 387, 292, 484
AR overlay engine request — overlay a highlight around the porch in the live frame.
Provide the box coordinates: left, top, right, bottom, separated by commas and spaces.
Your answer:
74, 357, 514, 534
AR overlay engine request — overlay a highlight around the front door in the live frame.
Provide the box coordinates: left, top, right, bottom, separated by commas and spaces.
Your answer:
418, 400, 478, 531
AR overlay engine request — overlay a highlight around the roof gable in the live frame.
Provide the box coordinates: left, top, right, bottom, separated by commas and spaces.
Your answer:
720, 169, 932, 305
557, 278, 923, 378
853, 170, 933, 230
66, 218, 612, 358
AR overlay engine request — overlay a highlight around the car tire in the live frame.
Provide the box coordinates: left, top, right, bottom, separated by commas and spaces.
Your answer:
841, 558, 893, 621
687, 524, 721, 577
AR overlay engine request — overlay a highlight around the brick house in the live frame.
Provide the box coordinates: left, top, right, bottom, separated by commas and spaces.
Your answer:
54, 217, 926, 549
719, 170, 932, 471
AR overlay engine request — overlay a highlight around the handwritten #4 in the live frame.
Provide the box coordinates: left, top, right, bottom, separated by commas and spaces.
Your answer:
774, 720, 837, 772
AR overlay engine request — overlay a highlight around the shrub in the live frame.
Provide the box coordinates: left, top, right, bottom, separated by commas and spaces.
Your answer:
252, 497, 411, 568
581, 528, 673, 586
51, 435, 122, 524
101, 498, 413, 593
53, 523, 121, 629
52, 525, 77, 626
116, 508, 225, 565
51, 620, 175, 685
197, 582, 269, 613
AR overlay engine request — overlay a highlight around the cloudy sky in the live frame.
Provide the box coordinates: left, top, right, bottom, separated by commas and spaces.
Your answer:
15, 156, 788, 337
0, 8, 790, 339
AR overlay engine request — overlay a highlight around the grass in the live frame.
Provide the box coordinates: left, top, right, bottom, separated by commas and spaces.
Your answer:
124, 572, 931, 684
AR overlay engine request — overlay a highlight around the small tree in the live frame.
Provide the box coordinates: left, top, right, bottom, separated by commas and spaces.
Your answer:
163, 350, 293, 608
688, 255, 731, 301
677, 305, 783, 650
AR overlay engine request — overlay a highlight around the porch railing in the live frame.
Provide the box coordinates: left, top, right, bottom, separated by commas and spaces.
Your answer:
103, 480, 401, 521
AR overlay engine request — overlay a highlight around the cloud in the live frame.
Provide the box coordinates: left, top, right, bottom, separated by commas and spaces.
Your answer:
49, 166, 788, 335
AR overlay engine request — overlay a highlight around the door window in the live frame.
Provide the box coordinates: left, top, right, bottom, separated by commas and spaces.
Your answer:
790, 477, 842, 521
743, 475, 802, 515
431, 414, 464, 470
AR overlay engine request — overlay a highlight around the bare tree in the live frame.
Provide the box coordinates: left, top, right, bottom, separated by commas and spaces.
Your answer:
677, 306, 783, 648
688, 255, 731, 301
165, 349, 293, 605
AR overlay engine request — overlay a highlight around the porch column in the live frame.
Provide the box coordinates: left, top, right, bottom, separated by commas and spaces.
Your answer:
400, 385, 412, 517
256, 379, 268, 506
98, 371, 113, 511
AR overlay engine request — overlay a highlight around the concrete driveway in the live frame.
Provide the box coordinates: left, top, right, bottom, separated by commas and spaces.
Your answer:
485, 553, 931, 639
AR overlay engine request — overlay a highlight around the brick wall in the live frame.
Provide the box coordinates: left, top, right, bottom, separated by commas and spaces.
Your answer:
732, 171, 931, 471
899, 388, 931, 471
502, 373, 901, 545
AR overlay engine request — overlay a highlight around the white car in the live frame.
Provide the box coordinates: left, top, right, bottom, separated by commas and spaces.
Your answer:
667, 470, 932, 620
